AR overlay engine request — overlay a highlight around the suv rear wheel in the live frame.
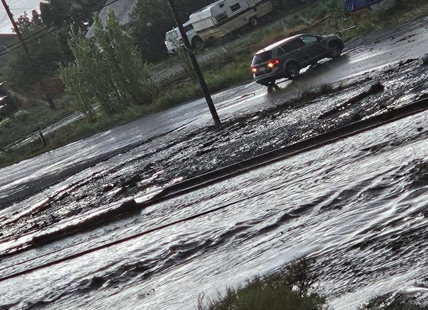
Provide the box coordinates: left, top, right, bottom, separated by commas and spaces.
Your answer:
285, 62, 300, 80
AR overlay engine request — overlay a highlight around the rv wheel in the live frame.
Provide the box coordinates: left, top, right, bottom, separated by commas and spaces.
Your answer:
191, 36, 204, 49
249, 17, 258, 26
205, 37, 216, 47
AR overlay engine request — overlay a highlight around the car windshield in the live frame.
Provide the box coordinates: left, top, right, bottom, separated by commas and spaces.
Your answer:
252, 51, 272, 65
165, 29, 179, 41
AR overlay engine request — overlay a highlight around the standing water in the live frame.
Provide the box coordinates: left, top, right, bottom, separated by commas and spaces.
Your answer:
0, 109, 427, 309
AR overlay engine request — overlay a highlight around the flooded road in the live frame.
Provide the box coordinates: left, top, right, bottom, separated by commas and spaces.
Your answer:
1, 17, 428, 310
1, 108, 427, 310
3, 16, 428, 207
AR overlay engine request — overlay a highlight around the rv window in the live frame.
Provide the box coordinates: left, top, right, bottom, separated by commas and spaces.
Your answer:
215, 12, 228, 23
184, 24, 194, 32
230, 3, 241, 12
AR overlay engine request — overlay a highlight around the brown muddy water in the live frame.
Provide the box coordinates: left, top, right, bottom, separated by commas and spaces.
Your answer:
1, 32, 428, 309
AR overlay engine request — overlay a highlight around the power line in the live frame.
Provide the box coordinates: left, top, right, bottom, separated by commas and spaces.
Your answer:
0, 0, 109, 56
0, 0, 127, 57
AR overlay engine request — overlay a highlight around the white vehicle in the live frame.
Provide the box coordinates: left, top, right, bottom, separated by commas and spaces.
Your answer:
164, 21, 203, 54
188, 0, 273, 42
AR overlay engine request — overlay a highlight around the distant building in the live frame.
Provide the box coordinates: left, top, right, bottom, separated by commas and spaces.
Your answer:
86, 0, 139, 38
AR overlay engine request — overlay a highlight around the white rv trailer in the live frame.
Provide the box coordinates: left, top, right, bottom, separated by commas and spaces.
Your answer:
188, 0, 273, 41
164, 21, 202, 54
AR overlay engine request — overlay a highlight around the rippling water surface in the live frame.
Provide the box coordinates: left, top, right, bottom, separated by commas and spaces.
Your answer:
0, 109, 427, 309
2, 17, 428, 309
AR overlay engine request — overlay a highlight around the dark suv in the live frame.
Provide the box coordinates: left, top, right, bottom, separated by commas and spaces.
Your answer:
251, 33, 344, 91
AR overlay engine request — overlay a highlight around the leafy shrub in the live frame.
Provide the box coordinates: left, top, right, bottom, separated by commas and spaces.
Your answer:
0, 118, 11, 128
14, 109, 30, 121
197, 257, 326, 310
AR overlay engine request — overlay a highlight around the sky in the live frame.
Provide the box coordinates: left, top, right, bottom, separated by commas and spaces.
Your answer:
0, 0, 44, 34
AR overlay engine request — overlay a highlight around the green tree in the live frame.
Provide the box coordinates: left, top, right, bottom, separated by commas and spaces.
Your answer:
40, 0, 103, 30
4, 11, 65, 94
39, 0, 105, 64
60, 10, 158, 121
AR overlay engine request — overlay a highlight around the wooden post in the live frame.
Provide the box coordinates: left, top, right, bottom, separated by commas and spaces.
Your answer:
37, 127, 47, 146
166, 0, 221, 127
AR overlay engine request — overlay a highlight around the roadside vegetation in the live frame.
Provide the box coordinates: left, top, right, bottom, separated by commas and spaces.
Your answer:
197, 257, 428, 310
1, 0, 428, 168
196, 257, 328, 310
1, 1, 428, 307
360, 295, 428, 310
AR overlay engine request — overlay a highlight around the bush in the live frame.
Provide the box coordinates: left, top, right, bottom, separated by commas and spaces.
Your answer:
14, 109, 30, 121
0, 118, 11, 128
197, 258, 327, 310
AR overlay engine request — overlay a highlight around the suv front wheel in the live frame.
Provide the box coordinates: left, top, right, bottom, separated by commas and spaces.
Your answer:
328, 41, 342, 58
285, 62, 300, 80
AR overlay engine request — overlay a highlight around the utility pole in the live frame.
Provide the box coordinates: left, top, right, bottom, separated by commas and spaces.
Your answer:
1, 0, 55, 110
166, 0, 221, 127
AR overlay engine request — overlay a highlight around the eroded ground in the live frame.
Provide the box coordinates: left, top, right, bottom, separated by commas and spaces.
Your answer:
1, 21, 428, 309
1, 52, 427, 255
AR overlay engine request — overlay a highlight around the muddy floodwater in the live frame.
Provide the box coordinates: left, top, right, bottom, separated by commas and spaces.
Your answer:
1, 19, 428, 310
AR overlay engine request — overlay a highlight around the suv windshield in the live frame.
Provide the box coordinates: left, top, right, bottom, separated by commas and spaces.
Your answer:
252, 51, 272, 65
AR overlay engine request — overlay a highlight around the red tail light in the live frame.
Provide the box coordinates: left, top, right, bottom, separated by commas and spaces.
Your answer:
251, 66, 258, 73
267, 59, 280, 69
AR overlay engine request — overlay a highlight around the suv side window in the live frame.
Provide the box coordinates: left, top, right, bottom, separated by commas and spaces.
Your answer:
278, 39, 305, 55
300, 35, 318, 45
